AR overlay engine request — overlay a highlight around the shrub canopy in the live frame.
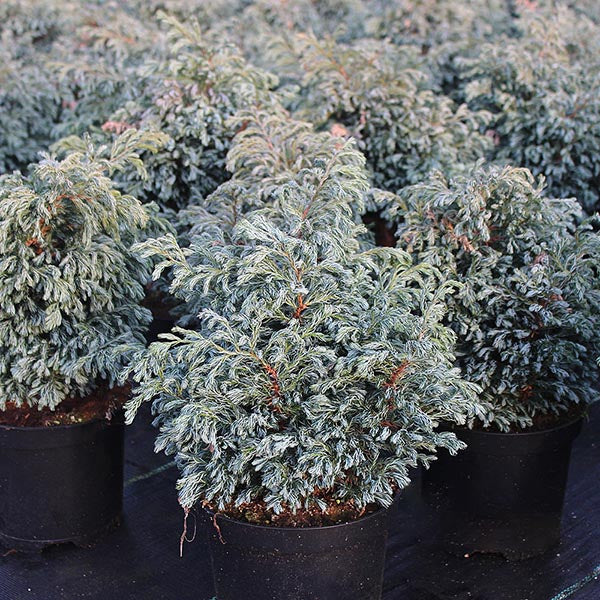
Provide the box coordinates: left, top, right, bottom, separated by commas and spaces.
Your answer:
0, 133, 163, 410
391, 165, 600, 430
127, 139, 479, 514
455, 9, 600, 214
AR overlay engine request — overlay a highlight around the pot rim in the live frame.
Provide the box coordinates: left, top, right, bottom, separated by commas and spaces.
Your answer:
0, 407, 124, 432
459, 412, 584, 439
0, 384, 128, 432
204, 492, 399, 533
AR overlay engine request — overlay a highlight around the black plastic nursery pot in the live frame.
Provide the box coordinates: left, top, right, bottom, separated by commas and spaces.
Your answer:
206, 499, 398, 600
424, 416, 583, 560
0, 413, 125, 551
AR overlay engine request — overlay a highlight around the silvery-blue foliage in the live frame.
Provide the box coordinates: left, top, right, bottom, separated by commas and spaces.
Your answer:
284, 33, 492, 193
0, 45, 62, 175
127, 137, 479, 514
0, 132, 164, 410
104, 13, 280, 212
177, 108, 372, 245
391, 165, 600, 431
454, 8, 600, 214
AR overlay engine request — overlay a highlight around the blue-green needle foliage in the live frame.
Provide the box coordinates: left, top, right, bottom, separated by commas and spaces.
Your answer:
288, 34, 492, 194
105, 13, 279, 212
127, 138, 479, 516
0, 132, 164, 411
51, 5, 166, 142
0, 46, 62, 175
0, 0, 69, 56
363, 0, 513, 48
0, 1, 162, 176
391, 165, 600, 431
177, 108, 374, 246
455, 8, 600, 214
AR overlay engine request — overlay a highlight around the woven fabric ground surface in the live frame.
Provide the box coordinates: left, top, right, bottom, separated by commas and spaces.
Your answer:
1, 405, 598, 600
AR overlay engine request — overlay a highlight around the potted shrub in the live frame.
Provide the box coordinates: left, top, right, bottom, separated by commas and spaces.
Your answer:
389, 164, 600, 558
99, 12, 279, 214
127, 138, 478, 599
454, 7, 600, 214
0, 132, 162, 551
287, 33, 491, 194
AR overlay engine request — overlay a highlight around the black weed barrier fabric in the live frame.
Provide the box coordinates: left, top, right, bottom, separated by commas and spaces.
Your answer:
1, 405, 598, 600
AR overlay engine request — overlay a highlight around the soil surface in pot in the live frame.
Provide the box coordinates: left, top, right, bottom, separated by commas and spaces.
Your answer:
204, 491, 383, 528
0, 384, 128, 427
473, 402, 585, 433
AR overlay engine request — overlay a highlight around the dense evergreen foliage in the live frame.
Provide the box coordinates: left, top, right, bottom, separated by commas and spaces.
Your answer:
2, 0, 599, 514
127, 138, 479, 514
178, 108, 372, 246
3, 1, 599, 213
283, 34, 491, 193
390, 166, 600, 430
454, 9, 600, 214
0, 133, 163, 410
0, 49, 61, 174
99, 15, 280, 212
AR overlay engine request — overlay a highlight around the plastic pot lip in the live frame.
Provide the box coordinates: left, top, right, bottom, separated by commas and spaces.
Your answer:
0, 405, 124, 433
455, 412, 585, 439
445, 414, 584, 456
0, 415, 113, 433
203, 492, 400, 534
0, 413, 125, 450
